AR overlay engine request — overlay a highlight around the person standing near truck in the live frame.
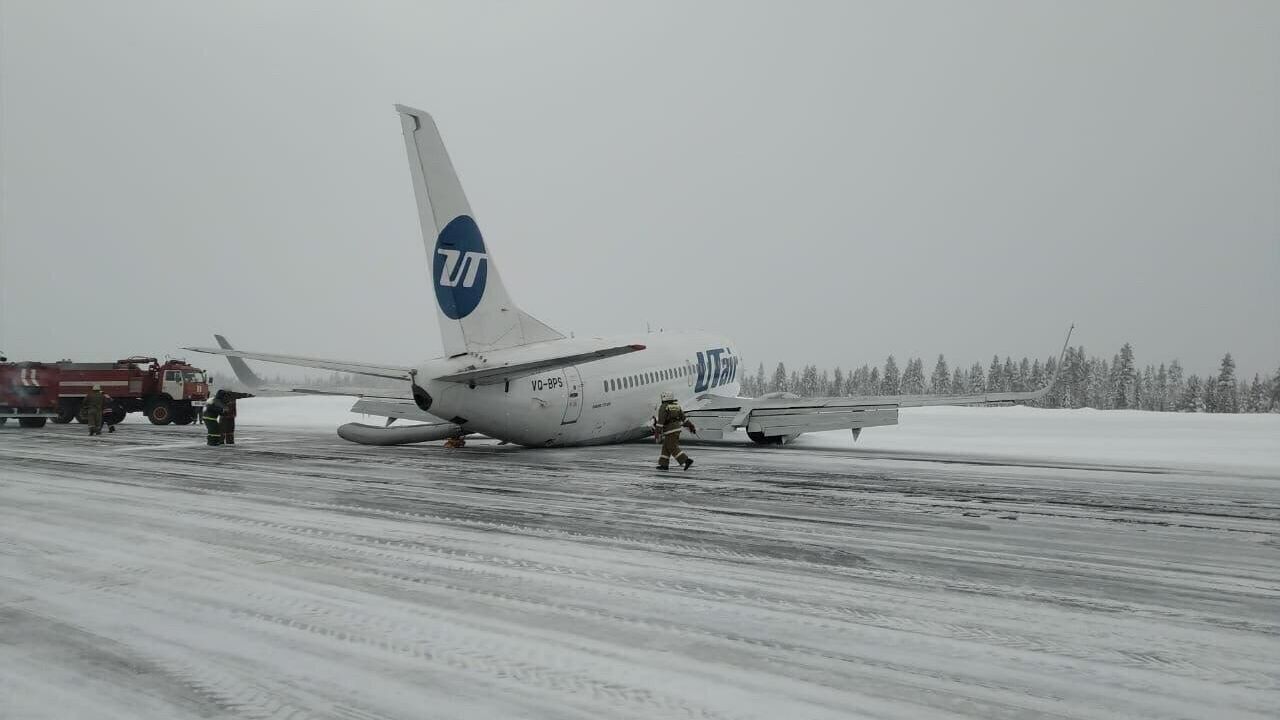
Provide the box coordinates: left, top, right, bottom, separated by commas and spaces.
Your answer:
82, 385, 114, 436
202, 390, 227, 446
219, 390, 253, 445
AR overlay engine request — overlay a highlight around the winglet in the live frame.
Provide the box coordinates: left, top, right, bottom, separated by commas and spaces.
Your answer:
214, 334, 265, 390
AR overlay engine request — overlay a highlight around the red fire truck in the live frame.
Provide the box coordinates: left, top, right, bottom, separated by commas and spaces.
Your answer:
50, 357, 210, 426
0, 361, 60, 428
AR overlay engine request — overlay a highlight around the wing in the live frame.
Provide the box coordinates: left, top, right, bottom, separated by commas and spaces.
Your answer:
690, 326, 1074, 443
184, 346, 413, 381
436, 343, 645, 385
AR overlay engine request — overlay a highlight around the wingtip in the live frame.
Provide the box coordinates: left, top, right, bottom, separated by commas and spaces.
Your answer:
393, 103, 430, 119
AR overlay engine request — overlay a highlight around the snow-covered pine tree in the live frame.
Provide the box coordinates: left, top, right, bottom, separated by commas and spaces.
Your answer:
1166, 359, 1184, 411
851, 365, 869, 395
987, 356, 1003, 394
800, 365, 818, 397
832, 367, 844, 397
1015, 357, 1031, 393
1179, 375, 1203, 412
1246, 376, 1263, 413
1087, 357, 1110, 409
1155, 363, 1168, 411
969, 362, 986, 393
1042, 356, 1061, 408
950, 366, 965, 394
1070, 347, 1089, 408
1214, 353, 1238, 413
754, 363, 766, 397
1113, 343, 1136, 409
1030, 359, 1045, 407
818, 369, 830, 396
1139, 365, 1156, 411
770, 363, 787, 394
1269, 365, 1280, 412
868, 367, 881, 395
930, 355, 950, 394
881, 356, 900, 395
1201, 373, 1216, 413
901, 358, 925, 394
789, 370, 800, 395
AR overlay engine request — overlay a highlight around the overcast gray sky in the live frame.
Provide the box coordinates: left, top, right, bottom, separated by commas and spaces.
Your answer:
2, 0, 1277, 378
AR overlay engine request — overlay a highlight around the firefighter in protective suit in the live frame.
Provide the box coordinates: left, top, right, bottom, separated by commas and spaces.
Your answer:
655, 391, 695, 470
83, 385, 113, 436
203, 390, 252, 446
203, 390, 228, 446
219, 391, 253, 445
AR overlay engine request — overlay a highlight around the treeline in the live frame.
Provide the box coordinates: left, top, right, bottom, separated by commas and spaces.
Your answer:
740, 345, 1280, 413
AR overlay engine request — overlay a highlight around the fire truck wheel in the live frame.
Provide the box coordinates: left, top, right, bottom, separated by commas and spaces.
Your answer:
0, 417, 7, 426
19, 417, 48, 429
54, 401, 80, 424
147, 400, 173, 425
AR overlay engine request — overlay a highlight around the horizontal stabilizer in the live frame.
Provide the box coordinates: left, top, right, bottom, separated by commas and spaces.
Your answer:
184, 346, 413, 381
438, 344, 645, 385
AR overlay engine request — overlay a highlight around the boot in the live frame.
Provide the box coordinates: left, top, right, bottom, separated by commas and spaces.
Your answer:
107, 424, 115, 433
681, 457, 693, 471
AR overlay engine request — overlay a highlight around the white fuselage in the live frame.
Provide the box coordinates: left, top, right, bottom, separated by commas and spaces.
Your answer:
415, 331, 741, 447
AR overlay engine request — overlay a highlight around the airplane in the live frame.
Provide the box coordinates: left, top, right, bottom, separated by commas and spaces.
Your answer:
186, 105, 1071, 449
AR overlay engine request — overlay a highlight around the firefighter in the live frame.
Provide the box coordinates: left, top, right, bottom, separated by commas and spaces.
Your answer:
655, 391, 695, 470
219, 390, 253, 445
82, 385, 114, 436
202, 390, 228, 446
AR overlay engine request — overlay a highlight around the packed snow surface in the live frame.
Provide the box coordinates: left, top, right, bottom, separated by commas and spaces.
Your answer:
2, 401, 1278, 719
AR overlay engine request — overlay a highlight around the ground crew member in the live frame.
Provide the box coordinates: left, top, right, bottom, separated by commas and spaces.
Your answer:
203, 390, 228, 446
655, 391, 695, 470
82, 385, 114, 436
219, 390, 253, 445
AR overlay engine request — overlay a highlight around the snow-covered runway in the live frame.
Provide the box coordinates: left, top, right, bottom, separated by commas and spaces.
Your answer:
2, 407, 1278, 719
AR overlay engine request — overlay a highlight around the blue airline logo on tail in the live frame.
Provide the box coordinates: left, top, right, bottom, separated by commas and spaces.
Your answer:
694, 348, 738, 393
433, 215, 488, 319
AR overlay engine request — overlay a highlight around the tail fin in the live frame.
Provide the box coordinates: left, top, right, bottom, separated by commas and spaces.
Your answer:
214, 334, 264, 389
394, 105, 563, 357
